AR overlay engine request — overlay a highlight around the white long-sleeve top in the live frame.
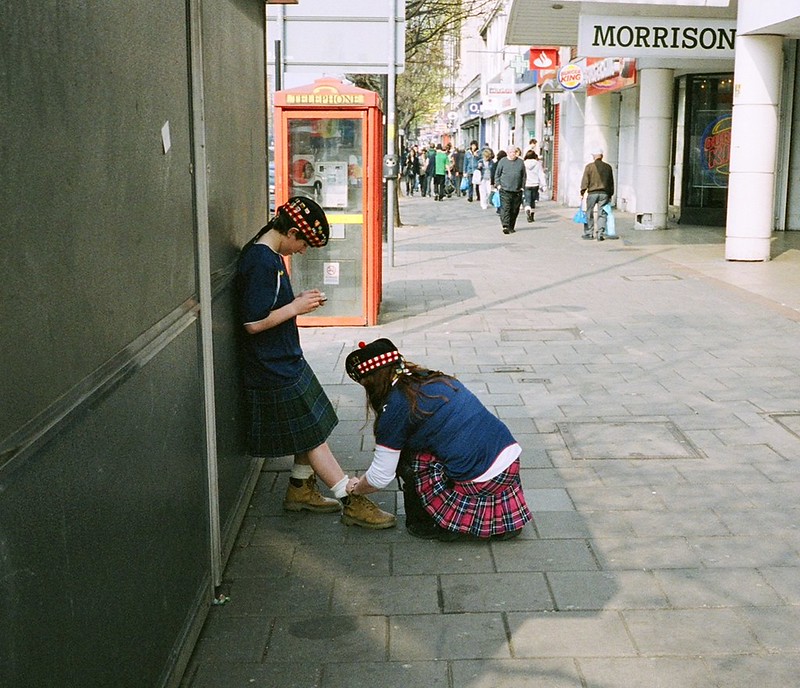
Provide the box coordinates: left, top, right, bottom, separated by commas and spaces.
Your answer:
524, 158, 547, 189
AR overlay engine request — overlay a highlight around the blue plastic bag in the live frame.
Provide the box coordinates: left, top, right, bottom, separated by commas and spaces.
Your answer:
602, 203, 617, 236
491, 190, 501, 208
460, 176, 470, 192
573, 208, 588, 224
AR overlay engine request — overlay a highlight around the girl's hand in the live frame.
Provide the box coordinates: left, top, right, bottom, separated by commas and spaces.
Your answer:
294, 289, 325, 315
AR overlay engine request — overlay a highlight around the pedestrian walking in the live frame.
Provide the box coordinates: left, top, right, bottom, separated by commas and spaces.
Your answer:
404, 146, 421, 196
344, 339, 532, 541
579, 149, 615, 241
236, 197, 396, 529
433, 144, 449, 201
424, 145, 436, 197
452, 146, 465, 196
476, 149, 495, 210
463, 140, 481, 203
523, 150, 547, 222
494, 147, 525, 234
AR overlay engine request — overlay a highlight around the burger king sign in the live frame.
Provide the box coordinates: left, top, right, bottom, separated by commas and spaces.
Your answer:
558, 63, 585, 91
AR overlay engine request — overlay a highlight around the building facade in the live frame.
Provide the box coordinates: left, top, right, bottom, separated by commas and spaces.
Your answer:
453, 0, 800, 261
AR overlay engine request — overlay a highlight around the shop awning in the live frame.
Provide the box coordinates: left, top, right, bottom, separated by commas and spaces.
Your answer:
505, 0, 736, 47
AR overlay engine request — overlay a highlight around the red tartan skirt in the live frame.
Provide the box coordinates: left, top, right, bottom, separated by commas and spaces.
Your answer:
413, 452, 532, 538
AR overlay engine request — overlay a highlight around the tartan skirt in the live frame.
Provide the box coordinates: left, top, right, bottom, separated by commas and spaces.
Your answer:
245, 359, 338, 458
413, 452, 532, 538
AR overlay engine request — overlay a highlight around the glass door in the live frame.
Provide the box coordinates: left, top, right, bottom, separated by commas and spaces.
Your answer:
678, 74, 733, 225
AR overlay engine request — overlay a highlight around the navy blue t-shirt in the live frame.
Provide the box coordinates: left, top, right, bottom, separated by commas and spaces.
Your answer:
237, 243, 303, 388
375, 378, 517, 481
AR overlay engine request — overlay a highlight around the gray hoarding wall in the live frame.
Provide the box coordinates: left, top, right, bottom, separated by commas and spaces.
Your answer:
0, 1, 266, 685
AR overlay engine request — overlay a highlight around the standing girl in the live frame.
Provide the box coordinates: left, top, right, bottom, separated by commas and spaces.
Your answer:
237, 197, 395, 529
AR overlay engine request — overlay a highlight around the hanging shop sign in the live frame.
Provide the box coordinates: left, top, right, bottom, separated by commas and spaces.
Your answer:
557, 63, 585, 91
578, 16, 736, 59
529, 47, 560, 72
487, 83, 515, 96
586, 57, 637, 96
528, 47, 560, 86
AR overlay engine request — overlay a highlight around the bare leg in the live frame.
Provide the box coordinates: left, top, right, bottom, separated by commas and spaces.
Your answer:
295, 443, 345, 489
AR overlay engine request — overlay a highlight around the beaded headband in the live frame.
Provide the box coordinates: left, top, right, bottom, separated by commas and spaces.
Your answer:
279, 196, 329, 247
345, 339, 403, 382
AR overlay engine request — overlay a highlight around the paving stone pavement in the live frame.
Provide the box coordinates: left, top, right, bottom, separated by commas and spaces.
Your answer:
181, 191, 800, 688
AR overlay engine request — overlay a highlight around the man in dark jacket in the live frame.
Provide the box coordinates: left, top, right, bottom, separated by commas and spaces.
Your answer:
494, 146, 526, 234
580, 149, 615, 241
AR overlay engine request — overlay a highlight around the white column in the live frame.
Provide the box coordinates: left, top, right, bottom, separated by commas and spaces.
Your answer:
725, 34, 783, 261
635, 68, 674, 229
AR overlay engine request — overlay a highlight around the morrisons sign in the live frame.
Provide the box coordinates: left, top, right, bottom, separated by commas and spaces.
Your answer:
579, 16, 736, 59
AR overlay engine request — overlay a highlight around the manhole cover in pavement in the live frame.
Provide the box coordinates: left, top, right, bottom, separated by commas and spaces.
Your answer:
622, 274, 682, 281
771, 413, 800, 439
501, 328, 581, 342
557, 421, 702, 460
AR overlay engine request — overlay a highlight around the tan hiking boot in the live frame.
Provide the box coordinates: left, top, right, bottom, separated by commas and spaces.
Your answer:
283, 475, 341, 513
341, 494, 397, 529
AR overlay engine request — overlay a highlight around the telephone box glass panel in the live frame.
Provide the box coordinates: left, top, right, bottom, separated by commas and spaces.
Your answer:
287, 116, 364, 317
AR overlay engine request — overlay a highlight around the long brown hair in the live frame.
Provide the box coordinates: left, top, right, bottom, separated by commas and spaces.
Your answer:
359, 362, 457, 434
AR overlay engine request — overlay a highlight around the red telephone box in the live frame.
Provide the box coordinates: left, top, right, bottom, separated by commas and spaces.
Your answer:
273, 78, 384, 326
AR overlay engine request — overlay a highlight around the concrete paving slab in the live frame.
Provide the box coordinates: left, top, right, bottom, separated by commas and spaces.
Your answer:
548, 570, 669, 611
622, 608, 762, 654
439, 572, 554, 613
267, 615, 388, 663
577, 657, 715, 688
451, 658, 583, 688
389, 613, 510, 660
331, 574, 439, 616
492, 539, 599, 573
654, 567, 785, 608
507, 611, 636, 657
319, 661, 449, 688
187, 661, 321, 688
702, 654, 800, 688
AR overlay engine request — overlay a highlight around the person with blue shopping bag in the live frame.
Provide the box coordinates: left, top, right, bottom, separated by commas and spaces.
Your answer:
579, 149, 615, 241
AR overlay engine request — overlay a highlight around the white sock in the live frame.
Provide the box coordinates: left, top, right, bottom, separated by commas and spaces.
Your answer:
331, 476, 349, 499
290, 464, 314, 480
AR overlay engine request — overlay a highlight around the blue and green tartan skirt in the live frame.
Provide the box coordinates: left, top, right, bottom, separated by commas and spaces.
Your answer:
245, 359, 338, 458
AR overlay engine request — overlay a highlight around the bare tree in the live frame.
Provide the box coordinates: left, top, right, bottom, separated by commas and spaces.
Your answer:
349, 0, 498, 224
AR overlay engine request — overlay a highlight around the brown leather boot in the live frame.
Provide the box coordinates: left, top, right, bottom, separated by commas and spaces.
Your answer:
283, 475, 341, 513
341, 495, 397, 529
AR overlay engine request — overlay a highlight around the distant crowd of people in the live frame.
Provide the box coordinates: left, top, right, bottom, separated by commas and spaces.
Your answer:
401, 139, 547, 234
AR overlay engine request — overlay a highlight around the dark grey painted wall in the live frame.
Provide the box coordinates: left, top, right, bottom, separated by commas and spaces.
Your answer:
0, 1, 267, 685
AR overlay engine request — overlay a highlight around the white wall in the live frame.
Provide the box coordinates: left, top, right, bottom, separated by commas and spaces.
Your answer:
559, 91, 588, 206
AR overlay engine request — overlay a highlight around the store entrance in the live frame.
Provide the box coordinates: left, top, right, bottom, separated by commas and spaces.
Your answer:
673, 74, 733, 226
